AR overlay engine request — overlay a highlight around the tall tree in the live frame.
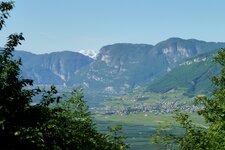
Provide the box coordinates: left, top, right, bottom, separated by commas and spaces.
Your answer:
0, 1, 128, 149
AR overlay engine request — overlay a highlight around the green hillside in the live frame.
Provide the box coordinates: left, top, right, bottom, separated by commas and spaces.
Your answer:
146, 51, 221, 97
97, 51, 223, 116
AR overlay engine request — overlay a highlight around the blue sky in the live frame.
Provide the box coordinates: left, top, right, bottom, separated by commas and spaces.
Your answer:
0, 0, 225, 54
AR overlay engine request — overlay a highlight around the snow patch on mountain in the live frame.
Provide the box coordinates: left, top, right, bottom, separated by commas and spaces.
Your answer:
78, 49, 99, 59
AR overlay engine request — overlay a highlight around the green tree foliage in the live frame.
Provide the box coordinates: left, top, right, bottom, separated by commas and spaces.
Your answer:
152, 48, 225, 149
0, 1, 128, 149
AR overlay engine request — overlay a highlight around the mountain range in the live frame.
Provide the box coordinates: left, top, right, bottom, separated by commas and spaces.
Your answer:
11, 37, 225, 96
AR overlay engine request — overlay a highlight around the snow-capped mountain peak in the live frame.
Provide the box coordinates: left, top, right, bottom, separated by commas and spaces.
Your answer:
78, 49, 99, 59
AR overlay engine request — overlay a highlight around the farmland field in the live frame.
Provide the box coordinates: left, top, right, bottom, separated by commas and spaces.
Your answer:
95, 113, 206, 150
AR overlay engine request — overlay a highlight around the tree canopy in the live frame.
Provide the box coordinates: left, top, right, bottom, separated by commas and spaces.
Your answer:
0, 1, 128, 149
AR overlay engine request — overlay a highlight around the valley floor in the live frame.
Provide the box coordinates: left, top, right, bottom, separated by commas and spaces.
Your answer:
95, 112, 206, 150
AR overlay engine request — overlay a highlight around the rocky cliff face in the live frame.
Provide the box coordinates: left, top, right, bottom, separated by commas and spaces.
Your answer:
152, 38, 225, 66
14, 51, 93, 85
